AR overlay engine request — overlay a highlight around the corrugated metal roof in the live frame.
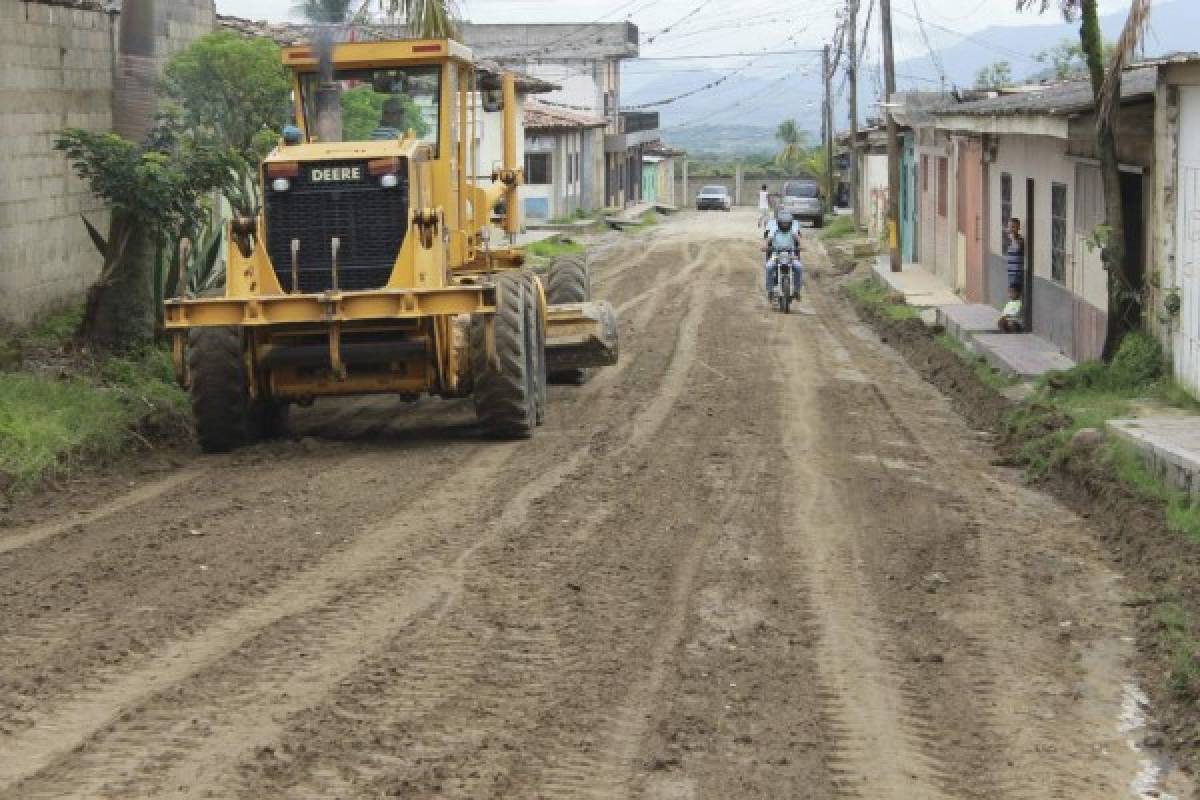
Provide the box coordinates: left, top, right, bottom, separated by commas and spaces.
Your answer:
524, 104, 606, 130
936, 67, 1157, 117
1131, 51, 1200, 68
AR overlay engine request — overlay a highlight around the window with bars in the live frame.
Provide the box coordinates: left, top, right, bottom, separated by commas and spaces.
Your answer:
1001, 172, 1013, 249
937, 157, 948, 217
525, 153, 551, 185
1052, 182, 1068, 282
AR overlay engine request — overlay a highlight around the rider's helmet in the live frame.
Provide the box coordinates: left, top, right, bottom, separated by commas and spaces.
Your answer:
776, 211, 794, 233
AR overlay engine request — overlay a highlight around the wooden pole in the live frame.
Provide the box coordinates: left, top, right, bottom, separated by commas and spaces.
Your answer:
847, 0, 861, 231
881, 0, 902, 271
823, 44, 834, 216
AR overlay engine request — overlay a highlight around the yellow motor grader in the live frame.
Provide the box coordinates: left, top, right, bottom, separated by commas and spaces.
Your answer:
164, 38, 617, 451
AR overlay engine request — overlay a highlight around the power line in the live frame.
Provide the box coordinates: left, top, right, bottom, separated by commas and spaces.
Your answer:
889, 7, 1040, 64
634, 49, 826, 61
910, 0, 947, 88
643, 0, 718, 44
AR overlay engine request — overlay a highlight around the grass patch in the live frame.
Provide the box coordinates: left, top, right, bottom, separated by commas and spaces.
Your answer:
1004, 332, 1200, 539
1156, 597, 1200, 702
0, 312, 188, 495
525, 237, 585, 261
624, 210, 660, 232
819, 215, 859, 240
935, 332, 1018, 390
845, 276, 920, 321
22, 306, 84, 347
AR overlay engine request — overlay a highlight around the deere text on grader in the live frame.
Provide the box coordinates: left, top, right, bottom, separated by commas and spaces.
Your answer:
164, 38, 618, 451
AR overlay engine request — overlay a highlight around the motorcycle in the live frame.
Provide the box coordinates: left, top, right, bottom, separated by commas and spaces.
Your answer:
769, 249, 800, 313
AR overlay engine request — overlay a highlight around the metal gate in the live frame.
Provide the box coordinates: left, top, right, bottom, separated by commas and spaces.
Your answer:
1177, 87, 1200, 393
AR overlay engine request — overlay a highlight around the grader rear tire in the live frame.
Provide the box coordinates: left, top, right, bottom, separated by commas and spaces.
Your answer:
187, 327, 260, 453
545, 256, 592, 385
471, 273, 537, 439
520, 272, 548, 425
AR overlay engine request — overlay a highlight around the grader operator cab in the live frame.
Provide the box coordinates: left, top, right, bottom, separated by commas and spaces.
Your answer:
164, 39, 618, 452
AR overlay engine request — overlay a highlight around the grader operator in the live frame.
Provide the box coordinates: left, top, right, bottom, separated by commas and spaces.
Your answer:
164, 39, 617, 452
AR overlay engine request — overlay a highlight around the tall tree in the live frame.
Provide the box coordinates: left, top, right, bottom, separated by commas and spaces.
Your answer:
1017, 0, 1152, 359
162, 32, 292, 217
294, 0, 359, 23
975, 61, 1013, 88
774, 119, 810, 169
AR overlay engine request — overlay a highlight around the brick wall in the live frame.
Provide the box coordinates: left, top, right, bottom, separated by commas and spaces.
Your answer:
0, 0, 215, 326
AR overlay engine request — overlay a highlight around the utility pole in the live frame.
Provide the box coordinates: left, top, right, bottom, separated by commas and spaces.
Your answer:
847, 0, 860, 232
880, 0, 902, 272
823, 44, 834, 216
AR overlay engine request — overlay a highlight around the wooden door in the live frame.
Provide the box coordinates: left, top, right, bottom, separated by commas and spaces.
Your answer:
958, 139, 984, 302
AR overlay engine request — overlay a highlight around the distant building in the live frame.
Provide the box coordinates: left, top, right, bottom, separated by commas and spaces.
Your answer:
522, 104, 606, 221
642, 142, 685, 208
460, 23, 658, 209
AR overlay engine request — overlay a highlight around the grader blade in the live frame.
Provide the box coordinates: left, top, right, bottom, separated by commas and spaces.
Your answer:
544, 300, 619, 372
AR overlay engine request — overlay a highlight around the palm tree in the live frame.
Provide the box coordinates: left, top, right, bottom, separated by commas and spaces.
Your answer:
297, 0, 460, 38
1017, 0, 1152, 358
385, 0, 460, 38
775, 119, 809, 169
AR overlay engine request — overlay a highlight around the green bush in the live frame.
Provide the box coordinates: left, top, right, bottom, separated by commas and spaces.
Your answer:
1110, 331, 1165, 389
819, 216, 858, 240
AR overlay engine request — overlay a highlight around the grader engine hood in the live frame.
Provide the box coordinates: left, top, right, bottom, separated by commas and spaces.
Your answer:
262, 144, 414, 294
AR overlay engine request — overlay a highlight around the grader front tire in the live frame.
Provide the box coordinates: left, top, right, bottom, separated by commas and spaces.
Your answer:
471, 273, 537, 439
545, 256, 593, 385
187, 327, 260, 453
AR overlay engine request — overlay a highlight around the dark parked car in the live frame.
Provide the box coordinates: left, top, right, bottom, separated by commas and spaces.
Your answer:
779, 180, 824, 227
695, 185, 732, 211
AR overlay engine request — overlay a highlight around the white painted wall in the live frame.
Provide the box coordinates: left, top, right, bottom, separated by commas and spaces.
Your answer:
988, 134, 1098, 304
1174, 86, 1200, 392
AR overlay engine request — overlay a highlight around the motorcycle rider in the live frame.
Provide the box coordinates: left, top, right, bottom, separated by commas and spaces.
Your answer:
762, 210, 803, 302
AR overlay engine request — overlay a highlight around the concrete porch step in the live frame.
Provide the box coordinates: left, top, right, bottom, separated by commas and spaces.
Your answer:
1108, 416, 1200, 498
872, 256, 962, 308
936, 304, 1001, 340
605, 202, 655, 229
970, 333, 1076, 379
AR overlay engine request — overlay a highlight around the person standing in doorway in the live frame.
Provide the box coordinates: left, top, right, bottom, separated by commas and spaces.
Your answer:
758, 184, 772, 229
1006, 218, 1025, 294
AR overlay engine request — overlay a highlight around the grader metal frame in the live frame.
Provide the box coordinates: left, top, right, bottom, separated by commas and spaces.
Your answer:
164, 38, 617, 451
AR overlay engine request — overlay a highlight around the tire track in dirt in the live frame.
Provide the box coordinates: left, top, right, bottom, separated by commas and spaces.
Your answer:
772, 302, 955, 800
209, 242, 731, 799
236, 271, 720, 800
0, 443, 516, 796
591, 237, 673, 292
804, 248, 1167, 798
0, 467, 207, 556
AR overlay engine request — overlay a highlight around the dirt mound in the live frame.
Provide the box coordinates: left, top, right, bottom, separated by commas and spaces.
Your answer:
845, 293, 1011, 433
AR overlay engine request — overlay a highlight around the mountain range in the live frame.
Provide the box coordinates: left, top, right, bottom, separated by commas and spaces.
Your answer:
631, 0, 1197, 156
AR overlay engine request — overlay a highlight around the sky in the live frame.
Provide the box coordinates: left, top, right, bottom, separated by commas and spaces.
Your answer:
215, 0, 1135, 67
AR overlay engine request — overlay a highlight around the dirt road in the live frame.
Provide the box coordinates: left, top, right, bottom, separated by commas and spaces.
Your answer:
0, 210, 1189, 799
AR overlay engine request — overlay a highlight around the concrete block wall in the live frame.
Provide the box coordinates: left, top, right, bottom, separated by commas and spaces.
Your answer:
0, 0, 214, 326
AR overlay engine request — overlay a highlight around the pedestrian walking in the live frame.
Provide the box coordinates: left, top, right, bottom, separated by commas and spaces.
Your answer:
758, 184, 772, 229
